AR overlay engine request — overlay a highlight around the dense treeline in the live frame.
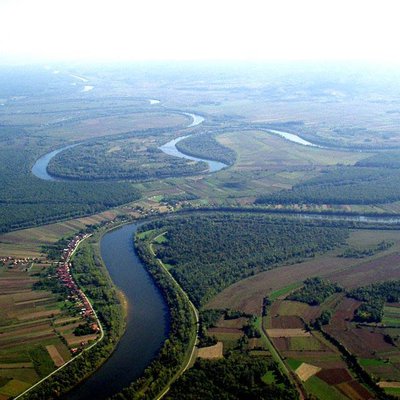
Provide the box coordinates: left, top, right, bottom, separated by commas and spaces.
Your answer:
287, 277, 342, 305
176, 132, 236, 165
27, 241, 125, 399
338, 240, 393, 258
256, 166, 400, 205
161, 192, 200, 206
142, 214, 348, 306
349, 281, 400, 323
0, 146, 140, 233
111, 233, 195, 399
349, 281, 400, 303
47, 140, 206, 181
356, 152, 400, 169
166, 355, 298, 400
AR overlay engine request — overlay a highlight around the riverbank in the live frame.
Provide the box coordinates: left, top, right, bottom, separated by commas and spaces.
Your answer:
20, 227, 127, 399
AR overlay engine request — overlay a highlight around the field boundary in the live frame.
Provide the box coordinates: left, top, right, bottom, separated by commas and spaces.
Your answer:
14, 234, 105, 400
258, 317, 306, 399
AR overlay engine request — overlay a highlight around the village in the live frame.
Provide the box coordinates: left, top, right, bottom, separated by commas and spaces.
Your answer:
58, 233, 101, 352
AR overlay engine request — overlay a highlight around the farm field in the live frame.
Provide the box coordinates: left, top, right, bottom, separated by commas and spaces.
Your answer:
0, 241, 101, 398
265, 289, 387, 399
324, 295, 400, 397
208, 228, 400, 314
264, 295, 374, 400
0, 210, 122, 258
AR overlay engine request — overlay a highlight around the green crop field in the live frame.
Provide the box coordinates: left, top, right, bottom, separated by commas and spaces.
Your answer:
304, 376, 348, 400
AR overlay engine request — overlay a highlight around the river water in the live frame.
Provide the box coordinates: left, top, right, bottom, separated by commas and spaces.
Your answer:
159, 134, 227, 173
267, 129, 321, 147
67, 223, 169, 400
158, 112, 227, 172
31, 144, 78, 181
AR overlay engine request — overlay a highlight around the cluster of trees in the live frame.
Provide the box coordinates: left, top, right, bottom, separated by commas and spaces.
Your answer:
197, 309, 255, 347
243, 316, 261, 339
256, 165, 400, 205
73, 323, 95, 336
33, 265, 70, 298
338, 241, 393, 258
354, 301, 384, 323
176, 132, 236, 165
161, 192, 200, 206
287, 277, 342, 305
349, 280, 400, 303
198, 309, 223, 347
47, 138, 206, 181
349, 280, 400, 323
314, 309, 332, 328
27, 241, 126, 399
144, 214, 348, 306
166, 354, 298, 400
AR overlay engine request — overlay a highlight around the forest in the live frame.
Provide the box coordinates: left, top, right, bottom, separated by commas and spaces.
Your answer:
165, 355, 298, 400
47, 136, 206, 181
175, 132, 236, 165
141, 213, 348, 306
0, 142, 140, 233
256, 165, 400, 205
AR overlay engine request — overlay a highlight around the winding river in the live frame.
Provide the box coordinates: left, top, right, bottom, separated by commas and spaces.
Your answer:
31, 111, 227, 180
67, 223, 169, 400
31, 109, 324, 181
159, 134, 227, 173
29, 111, 349, 397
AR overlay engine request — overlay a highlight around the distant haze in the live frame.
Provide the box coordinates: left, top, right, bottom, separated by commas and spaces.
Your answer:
0, 0, 399, 64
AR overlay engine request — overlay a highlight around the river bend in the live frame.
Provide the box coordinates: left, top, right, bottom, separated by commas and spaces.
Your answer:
67, 223, 169, 399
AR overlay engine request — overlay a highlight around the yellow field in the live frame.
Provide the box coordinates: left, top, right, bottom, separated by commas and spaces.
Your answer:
197, 342, 223, 360
295, 363, 321, 382
266, 329, 311, 338
46, 345, 65, 367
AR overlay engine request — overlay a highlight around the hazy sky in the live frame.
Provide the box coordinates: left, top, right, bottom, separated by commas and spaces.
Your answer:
0, 0, 399, 64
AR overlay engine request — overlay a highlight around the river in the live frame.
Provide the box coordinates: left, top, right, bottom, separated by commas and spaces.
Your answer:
31, 111, 228, 180
67, 223, 169, 400
266, 129, 321, 147
159, 134, 227, 173
158, 112, 227, 172
31, 144, 78, 181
